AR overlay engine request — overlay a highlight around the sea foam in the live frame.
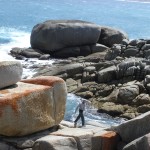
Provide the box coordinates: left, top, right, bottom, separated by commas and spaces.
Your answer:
0, 27, 30, 61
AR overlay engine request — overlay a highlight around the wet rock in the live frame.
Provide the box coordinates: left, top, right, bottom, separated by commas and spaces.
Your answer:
21, 48, 42, 58
10, 47, 43, 58
39, 54, 50, 60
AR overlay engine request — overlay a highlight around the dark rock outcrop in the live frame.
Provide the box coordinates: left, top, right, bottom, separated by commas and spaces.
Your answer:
30, 20, 101, 53
98, 26, 128, 47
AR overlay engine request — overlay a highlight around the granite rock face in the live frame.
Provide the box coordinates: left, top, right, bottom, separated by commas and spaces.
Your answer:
33, 135, 78, 150
122, 133, 150, 150
0, 76, 67, 136
29, 20, 128, 58
98, 26, 128, 47
0, 61, 22, 89
30, 20, 101, 53
50, 128, 93, 150
112, 111, 150, 143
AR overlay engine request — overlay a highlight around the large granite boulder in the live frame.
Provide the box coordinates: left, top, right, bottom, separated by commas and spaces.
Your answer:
98, 26, 128, 47
0, 61, 22, 89
0, 76, 67, 136
112, 111, 150, 143
30, 20, 101, 53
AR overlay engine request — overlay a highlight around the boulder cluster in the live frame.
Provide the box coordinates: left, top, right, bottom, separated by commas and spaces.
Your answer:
4, 20, 150, 149
9, 20, 150, 120
10, 20, 127, 59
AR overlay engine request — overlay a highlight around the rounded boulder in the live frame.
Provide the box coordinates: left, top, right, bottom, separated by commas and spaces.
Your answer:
0, 61, 23, 89
30, 20, 101, 53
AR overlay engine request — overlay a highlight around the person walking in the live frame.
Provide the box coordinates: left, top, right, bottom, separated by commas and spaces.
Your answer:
74, 99, 86, 127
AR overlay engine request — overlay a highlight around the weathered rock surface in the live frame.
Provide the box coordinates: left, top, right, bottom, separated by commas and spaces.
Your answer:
30, 20, 101, 53
98, 102, 125, 117
98, 66, 116, 83
0, 119, 111, 150
112, 111, 150, 143
0, 61, 22, 89
0, 76, 67, 136
29, 56, 150, 120
50, 128, 93, 150
10, 47, 43, 59
117, 84, 139, 104
122, 132, 150, 150
33, 135, 78, 150
98, 26, 128, 47
5, 20, 150, 149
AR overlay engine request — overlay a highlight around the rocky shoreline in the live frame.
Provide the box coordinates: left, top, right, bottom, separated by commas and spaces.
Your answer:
2, 20, 150, 149
10, 47, 150, 120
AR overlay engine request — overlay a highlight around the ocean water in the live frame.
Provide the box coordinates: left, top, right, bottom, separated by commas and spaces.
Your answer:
64, 93, 125, 126
1, 0, 150, 125
1, 0, 150, 60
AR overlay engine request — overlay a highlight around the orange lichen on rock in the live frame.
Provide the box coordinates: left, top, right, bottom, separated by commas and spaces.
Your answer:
0, 93, 21, 117
101, 131, 120, 150
0, 84, 50, 117
21, 76, 65, 87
